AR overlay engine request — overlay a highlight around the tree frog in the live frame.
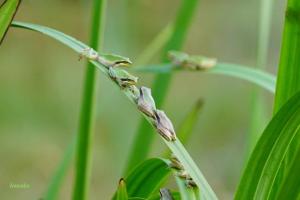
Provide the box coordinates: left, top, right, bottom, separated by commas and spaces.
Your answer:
79, 48, 132, 68
108, 67, 138, 88
154, 110, 176, 141
168, 50, 217, 70
137, 86, 156, 119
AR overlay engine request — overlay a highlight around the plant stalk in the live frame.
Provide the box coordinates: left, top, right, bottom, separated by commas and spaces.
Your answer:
72, 0, 106, 199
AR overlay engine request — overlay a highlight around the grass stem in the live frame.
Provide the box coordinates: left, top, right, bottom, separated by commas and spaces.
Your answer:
72, 0, 106, 199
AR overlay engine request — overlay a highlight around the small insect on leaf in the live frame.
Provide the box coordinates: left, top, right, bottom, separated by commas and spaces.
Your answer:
137, 86, 157, 119
154, 110, 176, 141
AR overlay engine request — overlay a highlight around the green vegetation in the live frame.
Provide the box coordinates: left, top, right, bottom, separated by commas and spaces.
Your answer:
1, 0, 300, 199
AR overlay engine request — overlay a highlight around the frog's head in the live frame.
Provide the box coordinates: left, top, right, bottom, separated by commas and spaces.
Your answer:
167, 51, 189, 65
101, 53, 132, 67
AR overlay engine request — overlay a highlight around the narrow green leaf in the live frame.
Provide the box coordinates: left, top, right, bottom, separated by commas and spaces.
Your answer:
275, 148, 300, 200
11, 21, 217, 200
166, 140, 217, 200
274, 0, 300, 112
44, 138, 76, 200
248, 0, 273, 156
113, 158, 171, 199
0, 0, 21, 44
124, 0, 200, 174
271, 1, 300, 198
132, 63, 276, 93
116, 179, 129, 200
176, 99, 203, 144
235, 92, 300, 199
72, 0, 106, 199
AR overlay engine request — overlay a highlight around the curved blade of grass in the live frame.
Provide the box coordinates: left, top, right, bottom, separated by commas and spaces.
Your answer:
116, 179, 129, 200
235, 91, 300, 199
113, 158, 171, 199
44, 137, 76, 200
132, 63, 276, 93
176, 99, 204, 144
11, 21, 217, 200
72, 0, 106, 199
274, 0, 300, 112
275, 147, 300, 200
248, 0, 273, 157
271, 1, 300, 198
124, 0, 200, 174
166, 140, 217, 200
0, 0, 21, 44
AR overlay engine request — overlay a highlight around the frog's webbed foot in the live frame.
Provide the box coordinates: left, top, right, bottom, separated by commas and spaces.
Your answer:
79, 47, 99, 61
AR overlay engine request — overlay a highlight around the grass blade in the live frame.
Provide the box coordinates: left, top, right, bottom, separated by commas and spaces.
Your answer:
275, 147, 300, 200
133, 63, 276, 93
11, 21, 217, 199
235, 91, 300, 199
124, 0, 200, 174
248, 0, 273, 155
166, 140, 217, 200
72, 0, 106, 199
114, 158, 171, 199
274, 0, 300, 112
0, 0, 21, 44
116, 179, 129, 200
176, 99, 203, 144
271, 1, 300, 198
44, 138, 76, 200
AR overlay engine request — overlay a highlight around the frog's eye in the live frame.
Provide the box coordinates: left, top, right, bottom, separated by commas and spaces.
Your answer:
114, 60, 132, 67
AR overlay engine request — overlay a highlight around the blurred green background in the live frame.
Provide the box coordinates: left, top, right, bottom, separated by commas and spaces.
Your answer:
0, 0, 285, 199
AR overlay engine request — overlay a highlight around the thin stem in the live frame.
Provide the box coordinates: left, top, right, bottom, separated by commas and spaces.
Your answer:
248, 0, 273, 156
72, 0, 106, 199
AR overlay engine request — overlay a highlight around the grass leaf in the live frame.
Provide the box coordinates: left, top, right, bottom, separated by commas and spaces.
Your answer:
133, 63, 276, 93
235, 91, 300, 199
113, 158, 171, 199
72, 0, 106, 199
275, 147, 300, 200
116, 179, 129, 200
44, 138, 76, 200
271, 1, 300, 198
0, 0, 21, 44
274, 0, 300, 112
248, 0, 273, 156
